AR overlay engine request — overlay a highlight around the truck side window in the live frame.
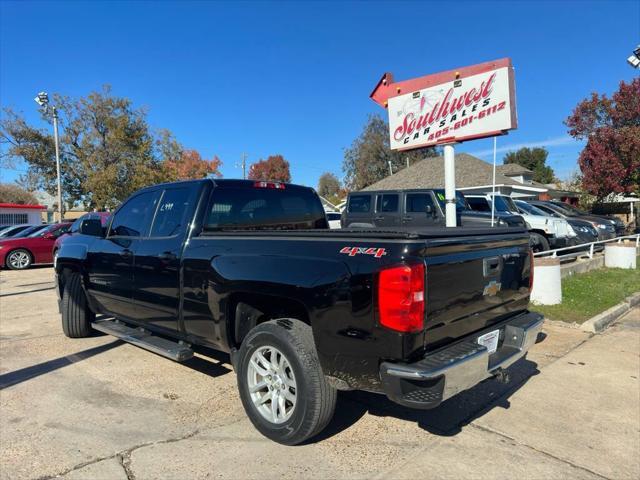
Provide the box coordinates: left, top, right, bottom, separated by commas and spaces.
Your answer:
377, 194, 398, 213
406, 194, 435, 213
150, 187, 193, 237
348, 195, 371, 213
109, 191, 160, 237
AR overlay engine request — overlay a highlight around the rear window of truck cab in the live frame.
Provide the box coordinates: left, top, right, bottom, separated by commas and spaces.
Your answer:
206, 186, 327, 230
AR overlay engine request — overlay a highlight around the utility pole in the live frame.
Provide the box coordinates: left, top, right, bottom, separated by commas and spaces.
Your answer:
388, 161, 393, 176
241, 152, 247, 179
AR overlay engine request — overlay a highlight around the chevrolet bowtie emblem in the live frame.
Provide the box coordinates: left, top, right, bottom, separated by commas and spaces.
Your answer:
483, 281, 502, 297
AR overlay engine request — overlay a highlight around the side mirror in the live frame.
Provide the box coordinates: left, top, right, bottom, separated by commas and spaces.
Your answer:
425, 205, 434, 215
80, 218, 104, 237
42, 232, 55, 239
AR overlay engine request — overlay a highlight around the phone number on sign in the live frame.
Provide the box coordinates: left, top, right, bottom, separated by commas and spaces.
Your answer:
422, 101, 507, 143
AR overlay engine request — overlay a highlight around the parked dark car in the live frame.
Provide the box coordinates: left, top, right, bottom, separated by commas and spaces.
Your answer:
514, 200, 598, 250
549, 201, 625, 235
56, 179, 541, 445
341, 189, 526, 229
528, 200, 616, 240
9, 224, 50, 238
0, 224, 35, 239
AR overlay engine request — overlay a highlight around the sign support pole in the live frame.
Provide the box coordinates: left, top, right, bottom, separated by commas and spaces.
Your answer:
491, 136, 497, 227
443, 143, 457, 227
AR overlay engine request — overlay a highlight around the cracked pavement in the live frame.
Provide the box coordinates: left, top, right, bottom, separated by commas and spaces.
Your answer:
1, 267, 638, 479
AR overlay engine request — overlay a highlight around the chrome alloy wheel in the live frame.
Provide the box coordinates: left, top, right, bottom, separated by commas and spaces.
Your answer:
8, 251, 30, 269
247, 346, 297, 424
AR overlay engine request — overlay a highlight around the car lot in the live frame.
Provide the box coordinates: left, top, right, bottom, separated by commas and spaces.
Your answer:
1, 267, 638, 480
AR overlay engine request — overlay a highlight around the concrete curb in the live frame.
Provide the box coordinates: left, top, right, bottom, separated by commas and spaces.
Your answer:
627, 291, 640, 308
580, 292, 640, 333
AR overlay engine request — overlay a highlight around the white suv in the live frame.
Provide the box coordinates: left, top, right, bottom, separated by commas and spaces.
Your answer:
466, 194, 576, 251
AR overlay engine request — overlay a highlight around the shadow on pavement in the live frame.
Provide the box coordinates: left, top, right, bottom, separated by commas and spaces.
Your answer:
185, 345, 232, 378
313, 356, 541, 443
0, 286, 55, 297
0, 340, 123, 389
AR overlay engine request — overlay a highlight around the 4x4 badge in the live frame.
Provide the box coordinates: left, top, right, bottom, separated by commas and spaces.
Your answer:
340, 247, 387, 258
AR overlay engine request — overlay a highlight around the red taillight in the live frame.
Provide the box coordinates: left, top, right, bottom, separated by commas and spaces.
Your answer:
378, 263, 425, 333
529, 248, 534, 291
253, 181, 285, 189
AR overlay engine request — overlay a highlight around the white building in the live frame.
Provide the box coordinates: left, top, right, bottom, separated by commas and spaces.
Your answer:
0, 203, 46, 226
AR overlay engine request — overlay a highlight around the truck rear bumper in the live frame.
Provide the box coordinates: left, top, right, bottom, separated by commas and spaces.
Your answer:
379, 312, 543, 409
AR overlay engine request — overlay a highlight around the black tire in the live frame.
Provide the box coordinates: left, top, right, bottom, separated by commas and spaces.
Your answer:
529, 232, 550, 253
61, 273, 95, 338
236, 319, 337, 445
5, 249, 32, 270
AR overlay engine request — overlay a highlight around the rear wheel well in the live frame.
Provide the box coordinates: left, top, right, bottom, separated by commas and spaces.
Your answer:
229, 293, 310, 348
57, 266, 80, 298
530, 229, 550, 238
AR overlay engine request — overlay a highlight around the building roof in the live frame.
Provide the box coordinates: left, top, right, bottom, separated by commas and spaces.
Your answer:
0, 203, 46, 210
362, 153, 528, 191
496, 163, 533, 175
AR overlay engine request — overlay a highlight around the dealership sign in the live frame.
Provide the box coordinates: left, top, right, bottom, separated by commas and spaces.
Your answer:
370, 58, 517, 151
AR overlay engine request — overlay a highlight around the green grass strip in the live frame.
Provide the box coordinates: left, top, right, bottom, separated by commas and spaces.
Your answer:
532, 258, 639, 323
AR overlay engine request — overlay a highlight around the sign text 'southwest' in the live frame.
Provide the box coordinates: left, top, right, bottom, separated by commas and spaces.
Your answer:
388, 65, 517, 150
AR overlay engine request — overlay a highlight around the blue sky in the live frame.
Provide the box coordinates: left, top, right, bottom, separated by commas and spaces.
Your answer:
1, 0, 638, 188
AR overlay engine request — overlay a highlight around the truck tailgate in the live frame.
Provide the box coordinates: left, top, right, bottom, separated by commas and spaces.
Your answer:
423, 233, 532, 351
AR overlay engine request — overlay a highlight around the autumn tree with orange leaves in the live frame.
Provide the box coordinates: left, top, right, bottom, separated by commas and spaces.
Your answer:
248, 155, 291, 183
163, 149, 222, 181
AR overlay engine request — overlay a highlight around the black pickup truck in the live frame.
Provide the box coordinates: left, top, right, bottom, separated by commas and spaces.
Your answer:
56, 179, 542, 445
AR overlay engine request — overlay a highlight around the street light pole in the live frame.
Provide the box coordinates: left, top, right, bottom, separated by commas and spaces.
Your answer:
52, 106, 63, 222
35, 92, 64, 222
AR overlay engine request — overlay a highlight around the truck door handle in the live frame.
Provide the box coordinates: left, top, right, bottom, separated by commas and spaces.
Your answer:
374, 216, 385, 221
158, 252, 177, 262
119, 249, 132, 258
402, 216, 413, 221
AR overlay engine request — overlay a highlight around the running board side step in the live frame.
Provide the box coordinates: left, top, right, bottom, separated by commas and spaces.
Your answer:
92, 319, 194, 362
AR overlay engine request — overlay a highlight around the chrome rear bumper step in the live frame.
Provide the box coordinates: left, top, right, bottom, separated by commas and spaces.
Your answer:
92, 319, 193, 362
379, 312, 544, 409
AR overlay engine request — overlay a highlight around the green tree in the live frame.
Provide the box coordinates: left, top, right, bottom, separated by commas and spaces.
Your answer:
317, 172, 341, 197
0, 183, 38, 204
0, 86, 177, 210
503, 147, 556, 184
342, 114, 438, 190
